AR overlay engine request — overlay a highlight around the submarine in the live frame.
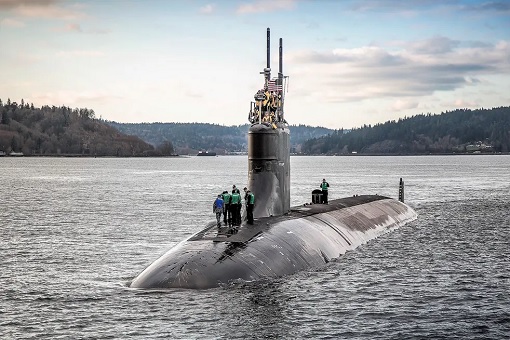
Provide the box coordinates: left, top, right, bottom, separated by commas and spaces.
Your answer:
129, 29, 417, 289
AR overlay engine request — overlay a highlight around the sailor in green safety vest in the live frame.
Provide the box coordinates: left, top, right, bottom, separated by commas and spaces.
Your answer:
244, 187, 255, 224
221, 190, 231, 225
320, 178, 329, 204
230, 185, 242, 226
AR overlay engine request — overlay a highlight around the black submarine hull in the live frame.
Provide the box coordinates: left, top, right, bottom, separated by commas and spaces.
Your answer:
130, 195, 417, 289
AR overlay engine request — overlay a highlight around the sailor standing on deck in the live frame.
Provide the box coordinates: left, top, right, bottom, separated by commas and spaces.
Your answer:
213, 194, 224, 227
320, 178, 330, 204
230, 186, 242, 226
244, 187, 255, 224
222, 190, 231, 225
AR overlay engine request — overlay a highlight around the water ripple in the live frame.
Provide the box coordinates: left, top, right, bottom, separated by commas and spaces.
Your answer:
1, 156, 509, 339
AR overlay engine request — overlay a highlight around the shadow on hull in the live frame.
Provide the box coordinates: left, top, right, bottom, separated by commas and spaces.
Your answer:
130, 195, 417, 289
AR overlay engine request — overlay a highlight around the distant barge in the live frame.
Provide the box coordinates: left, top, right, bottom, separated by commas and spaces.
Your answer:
197, 151, 217, 156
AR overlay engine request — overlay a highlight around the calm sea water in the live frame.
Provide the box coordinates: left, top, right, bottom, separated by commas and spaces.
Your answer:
1, 155, 509, 339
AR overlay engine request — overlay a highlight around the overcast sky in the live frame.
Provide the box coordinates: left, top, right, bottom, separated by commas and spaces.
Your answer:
1, 0, 509, 129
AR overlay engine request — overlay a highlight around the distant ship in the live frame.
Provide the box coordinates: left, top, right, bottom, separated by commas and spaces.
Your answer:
197, 151, 217, 156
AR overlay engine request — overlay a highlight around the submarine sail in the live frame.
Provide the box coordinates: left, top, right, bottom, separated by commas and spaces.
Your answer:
248, 28, 290, 218
129, 29, 417, 289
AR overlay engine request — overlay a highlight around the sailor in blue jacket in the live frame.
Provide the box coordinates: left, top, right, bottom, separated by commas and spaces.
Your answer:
213, 194, 224, 227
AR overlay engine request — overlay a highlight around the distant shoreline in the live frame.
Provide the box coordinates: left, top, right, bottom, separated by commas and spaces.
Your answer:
2, 152, 508, 158
1, 154, 182, 158
294, 152, 510, 156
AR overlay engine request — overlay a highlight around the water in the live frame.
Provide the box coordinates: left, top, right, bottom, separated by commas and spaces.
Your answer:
1, 155, 509, 339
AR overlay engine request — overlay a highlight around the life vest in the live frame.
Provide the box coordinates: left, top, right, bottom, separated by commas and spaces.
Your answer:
247, 193, 255, 205
222, 193, 231, 204
321, 182, 329, 191
231, 192, 241, 204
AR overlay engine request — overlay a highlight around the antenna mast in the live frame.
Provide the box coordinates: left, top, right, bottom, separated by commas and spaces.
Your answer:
264, 28, 271, 86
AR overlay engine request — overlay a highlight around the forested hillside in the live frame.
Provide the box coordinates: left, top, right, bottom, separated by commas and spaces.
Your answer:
107, 122, 334, 154
3, 97, 507, 157
302, 107, 510, 155
0, 98, 154, 156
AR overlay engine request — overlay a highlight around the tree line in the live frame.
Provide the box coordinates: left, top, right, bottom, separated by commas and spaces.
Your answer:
107, 121, 334, 155
0, 97, 331, 156
0, 98, 169, 156
3, 97, 507, 156
302, 107, 510, 155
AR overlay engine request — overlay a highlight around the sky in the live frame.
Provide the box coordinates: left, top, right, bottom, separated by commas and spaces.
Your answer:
1, 0, 509, 129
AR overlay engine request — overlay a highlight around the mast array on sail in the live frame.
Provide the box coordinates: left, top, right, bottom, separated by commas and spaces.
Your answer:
248, 28, 288, 128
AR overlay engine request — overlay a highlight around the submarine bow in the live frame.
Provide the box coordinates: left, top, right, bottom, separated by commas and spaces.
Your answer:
129, 28, 417, 290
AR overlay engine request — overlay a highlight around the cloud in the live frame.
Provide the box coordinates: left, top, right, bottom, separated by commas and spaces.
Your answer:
347, 0, 444, 12
56, 50, 104, 58
0, 17, 25, 27
11, 52, 43, 65
89, 28, 110, 34
237, 0, 295, 14
287, 38, 510, 103
347, 1, 510, 17
293, 46, 404, 65
462, 1, 510, 13
0, 0, 84, 20
199, 4, 214, 14
52, 23, 111, 34
463, 40, 492, 48
184, 90, 204, 99
463, 76, 481, 85
391, 99, 419, 111
55, 22, 82, 32
451, 99, 480, 108
406, 36, 459, 54
0, 0, 57, 10
30, 90, 119, 107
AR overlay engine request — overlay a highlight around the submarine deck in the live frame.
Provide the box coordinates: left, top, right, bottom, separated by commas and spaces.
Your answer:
189, 195, 388, 244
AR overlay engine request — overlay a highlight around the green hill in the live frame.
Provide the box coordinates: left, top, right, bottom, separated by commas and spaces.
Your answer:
4, 97, 507, 156
302, 107, 510, 155
0, 99, 154, 156
107, 122, 334, 155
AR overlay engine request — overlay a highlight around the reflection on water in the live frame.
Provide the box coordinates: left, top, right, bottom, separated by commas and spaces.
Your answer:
1, 155, 509, 339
